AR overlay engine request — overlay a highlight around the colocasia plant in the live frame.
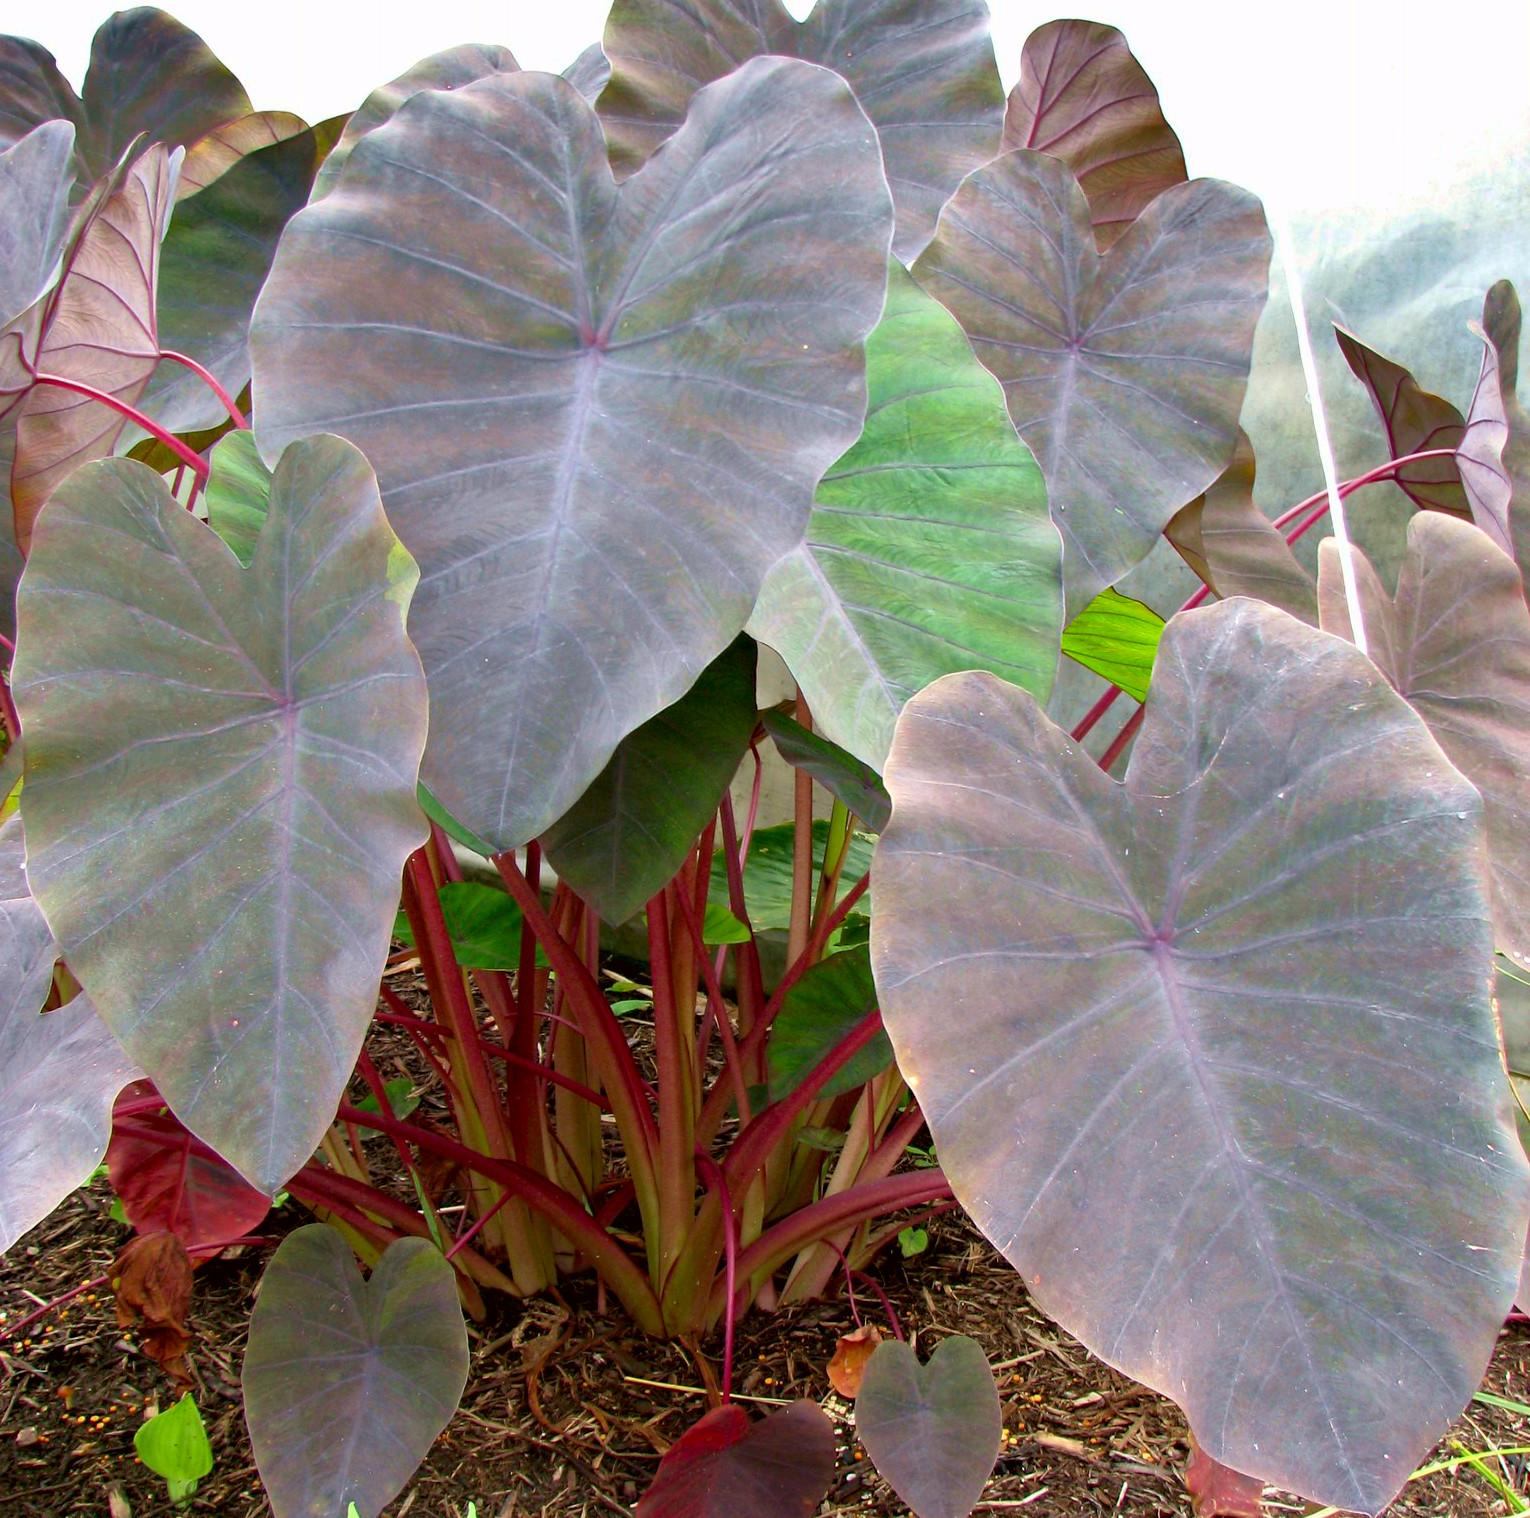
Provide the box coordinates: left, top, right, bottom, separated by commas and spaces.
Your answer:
0, 5, 1527, 1517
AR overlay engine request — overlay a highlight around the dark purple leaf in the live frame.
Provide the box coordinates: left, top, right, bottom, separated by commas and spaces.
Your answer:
871, 598, 1529, 1513
598, 0, 1001, 260
855, 1334, 1001, 1518
1185, 1437, 1265, 1517
13, 435, 428, 1192
1317, 514, 1530, 971
914, 151, 1270, 617
8, 144, 177, 550
243, 1224, 468, 1518
636, 1400, 835, 1517
0, 9, 249, 183
1333, 325, 1469, 516
1002, 20, 1187, 250
252, 61, 892, 852
310, 44, 519, 201
0, 816, 140, 1253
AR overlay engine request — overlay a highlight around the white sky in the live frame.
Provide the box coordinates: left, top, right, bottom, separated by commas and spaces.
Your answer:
19, 0, 1530, 226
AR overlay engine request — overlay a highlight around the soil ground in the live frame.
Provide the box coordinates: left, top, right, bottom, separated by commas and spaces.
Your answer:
3, 1178, 1529, 1518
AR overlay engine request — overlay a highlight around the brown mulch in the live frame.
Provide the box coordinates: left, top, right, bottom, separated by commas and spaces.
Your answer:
3, 1175, 1530, 1518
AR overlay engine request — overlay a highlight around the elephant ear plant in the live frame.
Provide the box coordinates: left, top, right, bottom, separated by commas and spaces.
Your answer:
0, 7, 1527, 1518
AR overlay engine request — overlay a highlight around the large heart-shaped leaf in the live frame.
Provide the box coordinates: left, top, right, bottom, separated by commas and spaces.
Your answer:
870, 598, 1529, 1513
310, 44, 519, 201
243, 1224, 468, 1518
0, 121, 76, 330
0, 816, 141, 1253
914, 151, 1271, 617
542, 636, 757, 924
13, 434, 428, 1192
1317, 514, 1530, 969
598, 0, 1001, 260
253, 60, 892, 851
749, 262, 1060, 769
7, 144, 178, 549
636, 1400, 835, 1517
855, 1335, 1001, 1518
1001, 20, 1187, 251
0, 9, 249, 183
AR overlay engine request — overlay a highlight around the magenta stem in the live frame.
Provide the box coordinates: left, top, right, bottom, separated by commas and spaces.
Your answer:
158, 349, 248, 429
1071, 685, 1123, 743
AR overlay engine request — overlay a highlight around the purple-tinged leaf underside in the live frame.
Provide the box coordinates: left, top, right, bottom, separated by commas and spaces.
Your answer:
914, 151, 1271, 618
310, 44, 519, 201
871, 598, 1529, 1513
0, 121, 76, 331
13, 434, 428, 1193
749, 262, 1060, 769
1317, 514, 1530, 970
1480, 281, 1530, 583
854, 1334, 1001, 1518
598, 0, 1001, 260
8, 144, 178, 550
1002, 19, 1187, 251
243, 1225, 468, 1518
252, 59, 893, 851
0, 817, 140, 1254
564, 44, 611, 103
0, 8, 249, 183
1165, 431, 1318, 623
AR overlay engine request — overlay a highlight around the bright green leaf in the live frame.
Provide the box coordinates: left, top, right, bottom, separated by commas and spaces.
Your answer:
135, 1392, 213, 1505
1060, 587, 1164, 702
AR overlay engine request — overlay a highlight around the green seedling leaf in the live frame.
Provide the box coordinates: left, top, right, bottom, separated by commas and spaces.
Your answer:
1317, 514, 1530, 970
253, 61, 892, 853
0, 817, 140, 1253
204, 431, 273, 565
1003, 20, 1187, 251
915, 152, 1271, 617
872, 598, 1530, 1513
1060, 589, 1163, 702
898, 1226, 929, 1258
135, 1391, 213, 1504
543, 638, 757, 924
15, 436, 429, 1193
709, 820, 875, 935
599, 0, 1001, 260
768, 945, 893, 1102
348, 1078, 420, 1125
759, 710, 891, 832
855, 1335, 1001, 1518
0, 9, 249, 183
244, 1225, 468, 1518
750, 264, 1060, 768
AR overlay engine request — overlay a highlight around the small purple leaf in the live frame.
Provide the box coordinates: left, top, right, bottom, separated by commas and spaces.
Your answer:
243, 1224, 468, 1518
855, 1334, 1000, 1518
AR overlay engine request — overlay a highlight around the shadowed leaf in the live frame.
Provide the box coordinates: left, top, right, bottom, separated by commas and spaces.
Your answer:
855, 1334, 1001, 1518
1185, 1437, 1265, 1517
253, 61, 892, 851
871, 599, 1529, 1513
0, 817, 140, 1253
1061, 588, 1162, 702
9, 144, 178, 550
749, 263, 1060, 768
543, 637, 757, 924
243, 1225, 468, 1518
1002, 20, 1186, 250
14, 435, 428, 1192
768, 945, 892, 1101
311, 44, 519, 200
203, 429, 273, 566
599, 0, 1000, 260
0, 9, 249, 183
1164, 431, 1317, 624
914, 151, 1270, 617
636, 1400, 834, 1517
1334, 326, 1468, 516
108, 1081, 271, 1250
761, 710, 891, 832
1317, 514, 1530, 970
709, 820, 874, 935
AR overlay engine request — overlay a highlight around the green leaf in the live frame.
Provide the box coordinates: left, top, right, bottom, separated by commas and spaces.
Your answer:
750, 263, 1061, 768
1060, 588, 1164, 702
417, 782, 498, 859
543, 638, 757, 924
244, 1226, 468, 1518
396, 882, 529, 972
701, 902, 750, 945
796, 1125, 845, 1153
204, 432, 273, 566
898, 1225, 929, 1258
760, 709, 891, 832
767, 945, 892, 1102
709, 820, 874, 935
350, 1078, 420, 1125
135, 1392, 213, 1505
14, 437, 429, 1193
